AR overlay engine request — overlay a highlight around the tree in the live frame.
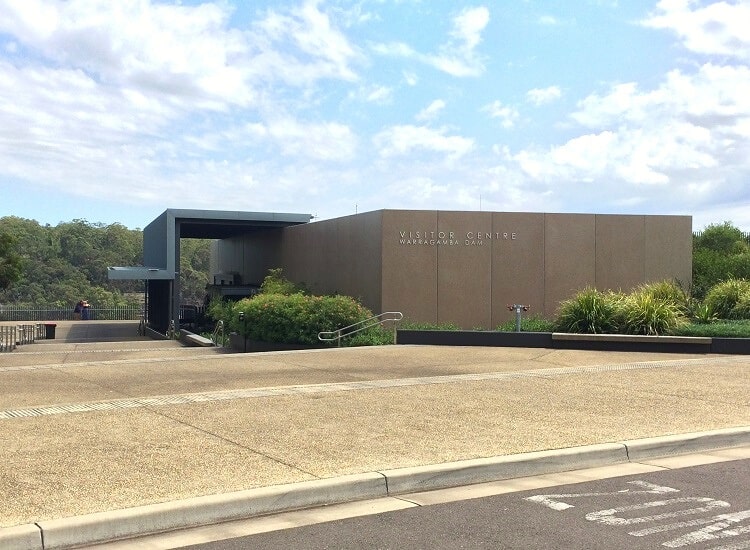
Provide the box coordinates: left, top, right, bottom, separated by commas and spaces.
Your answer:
179, 238, 211, 305
0, 232, 22, 290
694, 221, 749, 255
693, 221, 750, 299
0, 216, 146, 306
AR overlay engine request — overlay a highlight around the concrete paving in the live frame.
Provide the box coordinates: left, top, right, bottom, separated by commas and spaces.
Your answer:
1, 320, 749, 549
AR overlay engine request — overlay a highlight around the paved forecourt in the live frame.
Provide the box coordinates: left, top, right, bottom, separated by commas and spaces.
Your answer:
1, 321, 749, 545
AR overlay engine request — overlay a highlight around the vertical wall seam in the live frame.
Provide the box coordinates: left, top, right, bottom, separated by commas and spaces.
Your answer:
643, 215, 647, 282
490, 211, 493, 328
594, 214, 598, 289
435, 210, 439, 324
542, 213, 546, 318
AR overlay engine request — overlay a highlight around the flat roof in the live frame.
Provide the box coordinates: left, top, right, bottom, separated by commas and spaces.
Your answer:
167, 209, 312, 239
108, 209, 312, 280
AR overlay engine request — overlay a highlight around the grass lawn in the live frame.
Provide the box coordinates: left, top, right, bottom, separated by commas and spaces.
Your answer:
673, 320, 750, 338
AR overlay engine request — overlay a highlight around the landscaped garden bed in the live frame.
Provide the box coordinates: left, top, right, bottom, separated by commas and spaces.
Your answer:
398, 279, 750, 354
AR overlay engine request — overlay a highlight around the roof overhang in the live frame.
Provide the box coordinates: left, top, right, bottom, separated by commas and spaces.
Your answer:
107, 209, 312, 281
107, 267, 174, 280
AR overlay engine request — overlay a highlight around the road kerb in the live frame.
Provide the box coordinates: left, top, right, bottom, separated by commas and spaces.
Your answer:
623, 426, 750, 461
35, 473, 386, 550
0, 524, 42, 550
7, 428, 750, 550
380, 443, 628, 495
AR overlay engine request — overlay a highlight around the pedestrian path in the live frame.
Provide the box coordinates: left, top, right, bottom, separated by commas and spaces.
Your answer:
0, 355, 742, 420
1, 322, 749, 549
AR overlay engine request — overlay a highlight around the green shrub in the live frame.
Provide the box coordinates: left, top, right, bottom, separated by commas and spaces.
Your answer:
399, 320, 461, 331
620, 292, 685, 335
635, 280, 689, 315
703, 279, 750, 319
206, 297, 233, 324
260, 267, 305, 296
343, 326, 396, 346
497, 314, 555, 332
555, 287, 624, 334
234, 293, 372, 345
733, 292, 750, 320
693, 222, 750, 299
691, 303, 718, 324
694, 222, 748, 254
674, 320, 750, 338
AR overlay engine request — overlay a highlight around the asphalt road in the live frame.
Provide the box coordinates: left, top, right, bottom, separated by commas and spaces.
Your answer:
182, 458, 750, 550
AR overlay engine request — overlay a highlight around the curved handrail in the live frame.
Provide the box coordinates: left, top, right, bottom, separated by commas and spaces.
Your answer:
318, 311, 403, 346
211, 319, 225, 347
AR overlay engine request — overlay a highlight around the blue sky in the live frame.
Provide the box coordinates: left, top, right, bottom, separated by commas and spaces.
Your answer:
0, 0, 748, 230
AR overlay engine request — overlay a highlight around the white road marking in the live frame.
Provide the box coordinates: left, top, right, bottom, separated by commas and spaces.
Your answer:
663, 510, 750, 548
585, 497, 730, 526
524, 481, 680, 510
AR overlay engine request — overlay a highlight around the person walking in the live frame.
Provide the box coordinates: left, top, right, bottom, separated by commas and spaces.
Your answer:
73, 301, 83, 320
81, 300, 91, 320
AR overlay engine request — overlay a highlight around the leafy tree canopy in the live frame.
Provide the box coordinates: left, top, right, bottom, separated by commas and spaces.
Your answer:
693, 221, 750, 299
0, 216, 210, 308
694, 221, 749, 255
0, 231, 22, 290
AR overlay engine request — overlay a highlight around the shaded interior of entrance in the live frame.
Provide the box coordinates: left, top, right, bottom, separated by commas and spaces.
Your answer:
108, 209, 311, 335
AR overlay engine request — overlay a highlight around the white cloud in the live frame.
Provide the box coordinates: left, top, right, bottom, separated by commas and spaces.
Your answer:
354, 84, 393, 104
526, 86, 562, 105
403, 71, 419, 86
373, 125, 474, 159
538, 15, 560, 26
0, 0, 366, 212
450, 6, 490, 51
511, 61, 750, 198
482, 100, 519, 128
255, 0, 364, 85
264, 117, 358, 161
571, 64, 750, 130
0, 0, 253, 109
0, 0, 365, 113
642, 0, 750, 61
416, 99, 446, 121
371, 6, 490, 77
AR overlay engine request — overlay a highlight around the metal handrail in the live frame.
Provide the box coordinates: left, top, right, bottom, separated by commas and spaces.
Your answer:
211, 320, 225, 347
0, 326, 16, 352
318, 311, 403, 346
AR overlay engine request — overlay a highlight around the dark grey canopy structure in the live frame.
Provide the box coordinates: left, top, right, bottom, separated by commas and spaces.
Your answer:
108, 208, 311, 333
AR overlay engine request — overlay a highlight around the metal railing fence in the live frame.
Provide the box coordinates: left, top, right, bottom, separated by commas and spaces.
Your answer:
0, 326, 16, 352
0, 305, 142, 322
693, 230, 750, 244
318, 311, 404, 346
0, 323, 55, 352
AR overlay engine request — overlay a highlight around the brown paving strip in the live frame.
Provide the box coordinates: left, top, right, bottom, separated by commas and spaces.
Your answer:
3, 346, 217, 357
0, 356, 232, 373
0, 356, 742, 420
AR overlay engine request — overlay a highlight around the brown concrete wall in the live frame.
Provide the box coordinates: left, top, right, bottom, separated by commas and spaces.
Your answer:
212, 209, 692, 329
278, 211, 384, 315
381, 210, 439, 323
491, 212, 545, 327
645, 215, 693, 286
595, 215, 646, 292
544, 213, 596, 316
436, 211, 493, 328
